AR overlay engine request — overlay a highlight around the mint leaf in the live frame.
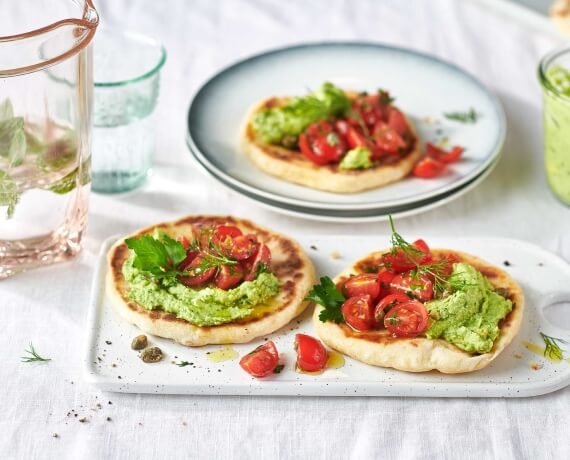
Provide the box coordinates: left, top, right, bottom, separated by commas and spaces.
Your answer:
0, 117, 24, 158
9, 127, 26, 167
0, 170, 20, 219
0, 99, 14, 121
47, 161, 90, 195
306, 276, 346, 324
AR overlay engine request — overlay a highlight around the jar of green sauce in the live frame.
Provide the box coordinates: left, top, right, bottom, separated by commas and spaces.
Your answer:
539, 47, 570, 206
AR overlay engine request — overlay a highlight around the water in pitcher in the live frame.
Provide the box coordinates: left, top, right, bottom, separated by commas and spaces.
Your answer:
0, 101, 90, 277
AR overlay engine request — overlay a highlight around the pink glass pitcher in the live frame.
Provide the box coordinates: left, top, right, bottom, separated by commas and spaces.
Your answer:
0, 0, 99, 278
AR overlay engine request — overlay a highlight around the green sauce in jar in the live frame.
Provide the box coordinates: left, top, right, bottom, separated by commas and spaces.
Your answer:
540, 57, 570, 205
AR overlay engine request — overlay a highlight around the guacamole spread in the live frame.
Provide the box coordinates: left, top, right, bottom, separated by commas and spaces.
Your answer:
339, 147, 373, 170
122, 256, 280, 327
251, 82, 350, 145
425, 263, 512, 354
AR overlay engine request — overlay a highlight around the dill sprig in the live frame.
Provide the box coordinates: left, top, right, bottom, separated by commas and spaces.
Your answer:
387, 216, 466, 295
540, 333, 567, 361
443, 107, 478, 124
21, 342, 51, 363
175, 360, 192, 367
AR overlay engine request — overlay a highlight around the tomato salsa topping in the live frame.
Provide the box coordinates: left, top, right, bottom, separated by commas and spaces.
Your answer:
251, 82, 417, 172
125, 224, 274, 291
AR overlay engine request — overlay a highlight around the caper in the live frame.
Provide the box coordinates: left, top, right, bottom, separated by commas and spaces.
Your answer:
140, 347, 163, 363
131, 335, 148, 350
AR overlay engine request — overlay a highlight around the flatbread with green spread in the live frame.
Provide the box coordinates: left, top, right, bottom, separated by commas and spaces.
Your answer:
313, 249, 524, 374
241, 85, 421, 193
107, 215, 316, 346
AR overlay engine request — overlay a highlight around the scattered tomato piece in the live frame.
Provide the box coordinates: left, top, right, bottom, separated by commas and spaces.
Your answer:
413, 156, 446, 178
295, 334, 328, 372
240, 341, 280, 378
426, 142, 464, 164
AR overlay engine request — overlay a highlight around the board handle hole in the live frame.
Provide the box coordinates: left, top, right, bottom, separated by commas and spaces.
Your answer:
543, 299, 570, 331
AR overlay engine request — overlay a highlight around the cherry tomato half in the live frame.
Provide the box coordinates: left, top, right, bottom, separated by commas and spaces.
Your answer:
229, 234, 259, 260
243, 244, 272, 281
413, 157, 446, 178
343, 274, 380, 302
372, 122, 406, 154
295, 334, 328, 372
212, 225, 243, 252
390, 272, 434, 302
299, 121, 347, 165
434, 253, 462, 277
378, 268, 397, 297
351, 94, 385, 128
178, 255, 216, 287
214, 264, 244, 290
426, 142, 464, 164
341, 294, 375, 331
381, 239, 432, 273
384, 301, 429, 338
240, 341, 279, 378
374, 292, 411, 324
387, 107, 409, 136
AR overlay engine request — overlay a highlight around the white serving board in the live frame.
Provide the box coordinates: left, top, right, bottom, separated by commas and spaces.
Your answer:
83, 236, 570, 397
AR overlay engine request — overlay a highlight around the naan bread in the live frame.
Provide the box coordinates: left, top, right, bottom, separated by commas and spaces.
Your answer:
107, 215, 316, 346
241, 93, 421, 193
313, 249, 524, 373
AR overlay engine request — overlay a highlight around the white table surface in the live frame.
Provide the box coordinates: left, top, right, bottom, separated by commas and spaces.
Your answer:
2, 0, 570, 459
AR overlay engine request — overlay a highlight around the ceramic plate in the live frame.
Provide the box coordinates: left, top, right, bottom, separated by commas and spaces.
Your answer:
187, 42, 505, 211
84, 236, 570, 397
188, 144, 500, 223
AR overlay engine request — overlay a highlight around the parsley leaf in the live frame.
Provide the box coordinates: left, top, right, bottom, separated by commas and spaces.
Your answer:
125, 234, 186, 278
306, 276, 346, 324
161, 233, 187, 267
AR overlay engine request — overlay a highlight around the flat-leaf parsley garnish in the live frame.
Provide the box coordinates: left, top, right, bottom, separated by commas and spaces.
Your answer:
306, 276, 346, 323
125, 233, 186, 279
443, 107, 478, 124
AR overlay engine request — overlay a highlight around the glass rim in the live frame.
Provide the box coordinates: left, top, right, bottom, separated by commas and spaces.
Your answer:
538, 44, 570, 101
94, 29, 167, 88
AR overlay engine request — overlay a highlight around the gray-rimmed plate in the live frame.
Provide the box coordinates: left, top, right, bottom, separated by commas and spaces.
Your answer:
187, 42, 505, 211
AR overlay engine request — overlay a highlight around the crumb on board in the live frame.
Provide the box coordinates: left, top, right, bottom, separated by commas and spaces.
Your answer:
530, 361, 543, 370
52, 433, 59, 438
330, 250, 342, 260
310, 245, 318, 251
78, 417, 89, 423
513, 353, 523, 359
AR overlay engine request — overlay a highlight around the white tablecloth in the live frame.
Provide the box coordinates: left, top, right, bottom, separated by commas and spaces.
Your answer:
2, 1, 569, 459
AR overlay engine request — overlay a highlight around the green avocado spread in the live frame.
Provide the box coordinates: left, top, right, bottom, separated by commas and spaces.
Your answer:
339, 147, 373, 170
425, 262, 513, 354
122, 256, 281, 327
251, 82, 350, 146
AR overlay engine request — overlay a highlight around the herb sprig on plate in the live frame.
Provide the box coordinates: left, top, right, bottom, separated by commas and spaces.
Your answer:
443, 107, 478, 124
21, 342, 51, 363
540, 333, 567, 361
